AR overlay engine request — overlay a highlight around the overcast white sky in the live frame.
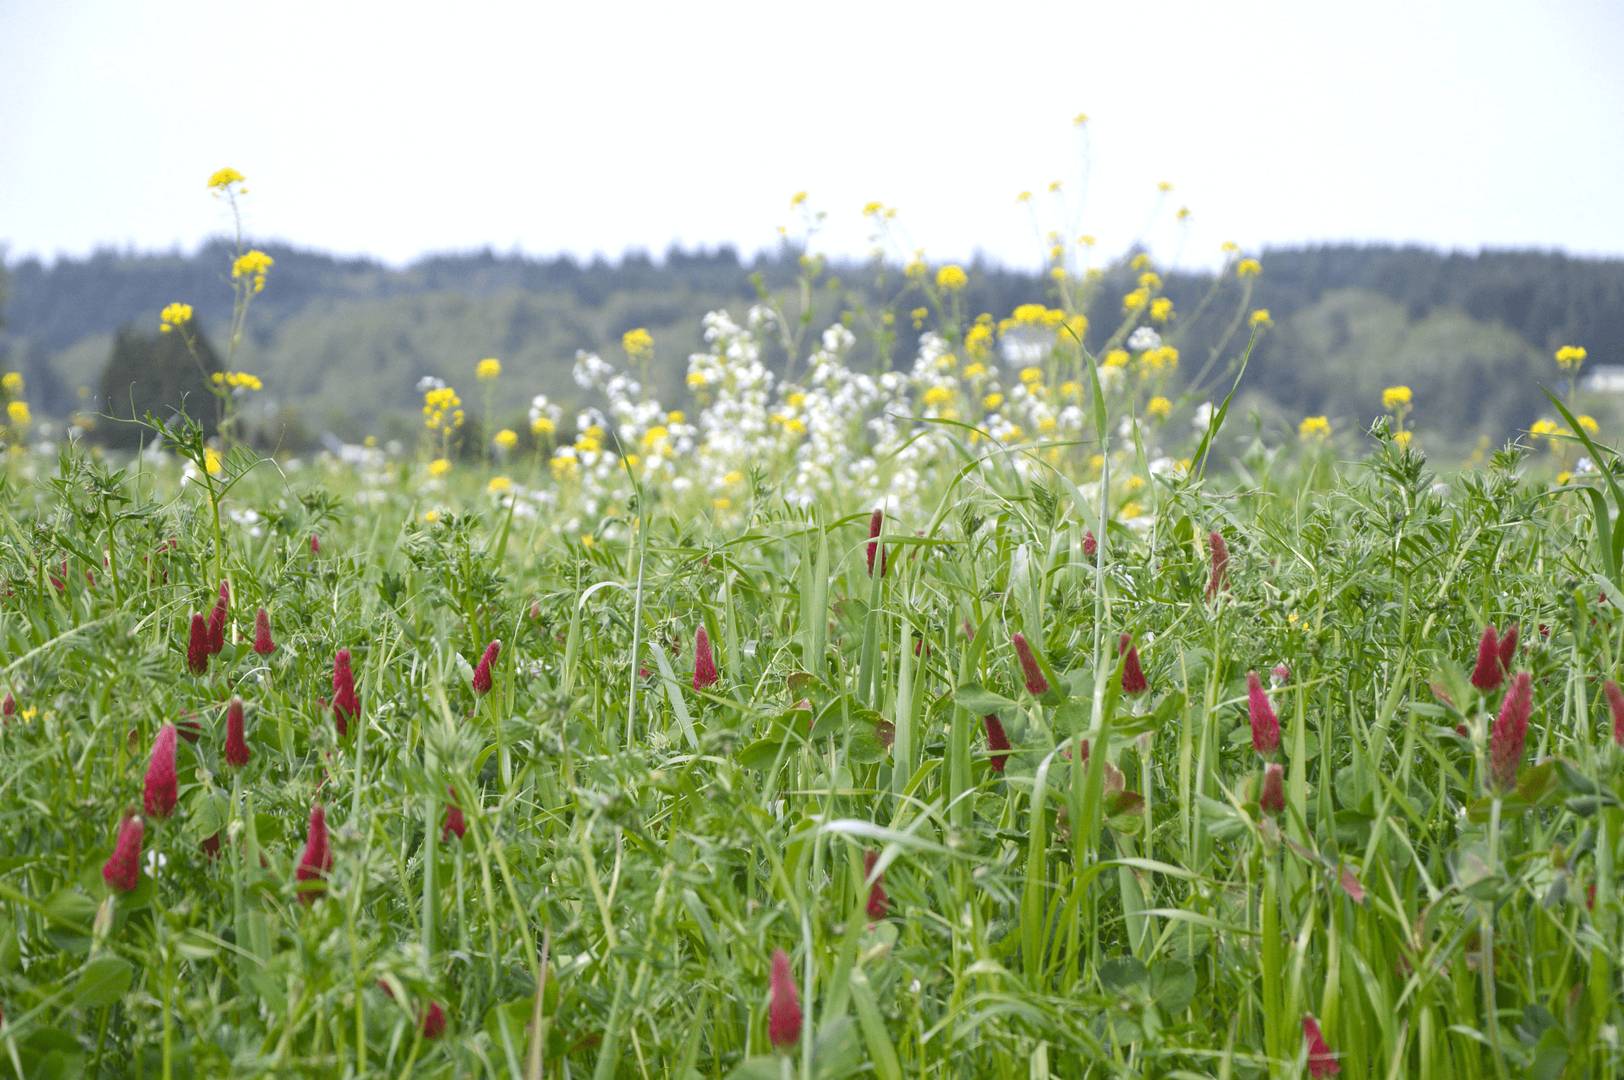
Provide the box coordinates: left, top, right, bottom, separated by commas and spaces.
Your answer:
2, 0, 1621, 273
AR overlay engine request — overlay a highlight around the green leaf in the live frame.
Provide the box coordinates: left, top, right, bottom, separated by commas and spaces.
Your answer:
953, 684, 1017, 715
73, 955, 135, 1007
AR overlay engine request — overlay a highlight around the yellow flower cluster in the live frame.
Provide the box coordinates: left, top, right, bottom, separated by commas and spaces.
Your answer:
428, 458, 452, 477
936, 265, 968, 291
1, 373, 21, 394
487, 476, 513, 495
1236, 258, 1262, 279
1150, 297, 1174, 323
1298, 415, 1331, 439
1249, 309, 1273, 328
231, 250, 274, 293
1147, 395, 1172, 420
211, 371, 263, 392
159, 302, 194, 332
623, 328, 654, 359
1381, 385, 1412, 411
207, 167, 245, 191
493, 428, 518, 450
1555, 345, 1588, 370
965, 321, 994, 358
532, 416, 556, 437
203, 446, 223, 475
423, 386, 464, 432
7, 401, 30, 426
1141, 345, 1180, 372
476, 357, 502, 381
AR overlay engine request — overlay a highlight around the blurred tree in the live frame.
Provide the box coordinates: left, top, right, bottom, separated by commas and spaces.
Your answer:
95, 322, 222, 449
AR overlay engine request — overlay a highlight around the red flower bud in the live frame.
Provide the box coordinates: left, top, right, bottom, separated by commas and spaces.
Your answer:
295, 804, 332, 903
309, 533, 320, 553
442, 787, 466, 842
1247, 671, 1280, 756
1082, 530, 1097, 559
1302, 1014, 1340, 1076
1470, 624, 1503, 691
1, 692, 12, 720
866, 508, 889, 577
207, 584, 229, 655
201, 831, 222, 859
253, 607, 276, 655
692, 626, 718, 690
1606, 680, 1624, 747
1206, 530, 1229, 600
768, 948, 802, 1049
983, 714, 1011, 773
1119, 633, 1148, 695
224, 697, 250, 768
143, 723, 178, 818
1012, 633, 1050, 696
332, 649, 359, 737
186, 612, 209, 675
472, 640, 501, 695
1271, 663, 1291, 684
1259, 762, 1285, 815
1490, 672, 1533, 790
1497, 623, 1518, 673
421, 1001, 447, 1039
863, 850, 889, 921
102, 814, 144, 893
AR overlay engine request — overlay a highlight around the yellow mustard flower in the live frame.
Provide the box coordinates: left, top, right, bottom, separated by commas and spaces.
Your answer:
207, 167, 245, 190
1381, 385, 1412, 411
983, 392, 1004, 410
1147, 396, 1172, 420
7, 401, 30, 426
622, 328, 654, 359
1236, 258, 1262, 279
1529, 418, 1560, 439
1393, 431, 1413, 449
159, 302, 193, 332
203, 446, 222, 475
476, 357, 502, 381
493, 428, 518, 450
1299, 415, 1331, 439
531, 415, 556, 437
1249, 309, 1273, 328
231, 250, 274, 292
422, 509, 441, 524
487, 476, 513, 495
1, 372, 23, 394
936, 265, 968, 291
1555, 345, 1588, 370
1150, 297, 1174, 323
1103, 349, 1130, 368
428, 458, 452, 477
1578, 415, 1599, 435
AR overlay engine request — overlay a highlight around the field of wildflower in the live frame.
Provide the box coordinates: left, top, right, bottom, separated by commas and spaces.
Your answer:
0, 158, 1619, 1079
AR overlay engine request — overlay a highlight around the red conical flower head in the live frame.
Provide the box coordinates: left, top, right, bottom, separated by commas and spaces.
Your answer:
186, 612, 209, 675
224, 697, 250, 768
983, 714, 1012, 773
692, 625, 718, 690
143, 723, 178, 818
253, 607, 276, 654
1606, 680, 1624, 747
1119, 633, 1148, 695
102, 814, 144, 893
472, 639, 501, 695
332, 649, 359, 737
863, 850, 889, 921
1259, 762, 1285, 815
1083, 530, 1097, 559
1012, 633, 1050, 696
1470, 623, 1503, 691
768, 948, 802, 1049
442, 787, 467, 842
866, 508, 889, 577
206, 583, 229, 655
1497, 623, 1518, 673
1490, 672, 1533, 790
295, 804, 332, 903
421, 1001, 447, 1039
1302, 1014, 1340, 1076
1, 692, 12, 720
1247, 671, 1280, 756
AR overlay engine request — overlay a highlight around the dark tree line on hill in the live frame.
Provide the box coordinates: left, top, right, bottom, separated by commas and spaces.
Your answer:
0, 241, 1618, 445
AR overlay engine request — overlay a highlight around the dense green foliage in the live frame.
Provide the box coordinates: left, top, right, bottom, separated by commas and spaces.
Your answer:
2, 244, 1620, 449
1, 415, 1623, 1076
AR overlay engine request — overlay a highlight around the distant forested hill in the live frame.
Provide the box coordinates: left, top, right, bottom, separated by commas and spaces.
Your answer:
0, 242, 1619, 449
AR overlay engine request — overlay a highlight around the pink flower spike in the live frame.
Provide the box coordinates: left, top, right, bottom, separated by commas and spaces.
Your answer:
1247, 671, 1280, 756
768, 948, 802, 1050
253, 607, 276, 654
1303, 1014, 1340, 1076
102, 815, 144, 893
1606, 680, 1624, 747
143, 724, 178, 818
692, 626, 718, 690
1489, 672, 1533, 790
1470, 623, 1503, 691
1012, 633, 1050, 696
472, 640, 501, 695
